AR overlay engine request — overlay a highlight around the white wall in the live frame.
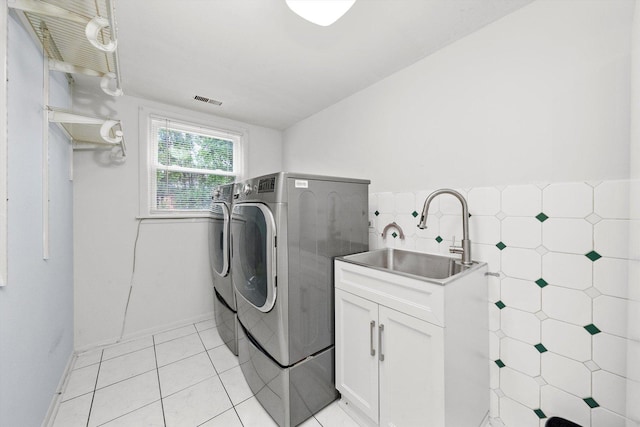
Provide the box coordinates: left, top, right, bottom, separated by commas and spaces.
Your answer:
0, 12, 74, 426
283, 0, 632, 193
71, 88, 282, 349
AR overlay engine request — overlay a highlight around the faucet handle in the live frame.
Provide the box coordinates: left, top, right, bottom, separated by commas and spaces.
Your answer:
449, 235, 464, 255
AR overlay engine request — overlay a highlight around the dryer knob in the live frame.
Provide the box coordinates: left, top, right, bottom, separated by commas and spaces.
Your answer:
243, 184, 252, 195
212, 189, 221, 198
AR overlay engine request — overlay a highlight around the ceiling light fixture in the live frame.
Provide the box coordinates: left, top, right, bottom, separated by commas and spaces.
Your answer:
285, 0, 356, 26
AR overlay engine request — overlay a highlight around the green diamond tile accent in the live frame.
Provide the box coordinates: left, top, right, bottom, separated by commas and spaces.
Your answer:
584, 324, 601, 335
495, 300, 506, 309
392, 232, 398, 238
585, 250, 602, 262
374, 210, 380, 216
536, 212, 549, 222
435, 236, 443, 243
495, 359, 505, 368
583, 397, 599, 408
496, 241, 506, 250
535, 343, 548, 353
412, 211, 419, 218
534, 409, 547, 419
535, 278, 549, 288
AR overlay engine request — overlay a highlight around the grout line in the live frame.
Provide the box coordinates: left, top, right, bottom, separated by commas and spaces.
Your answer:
152, 335, 168, 427
85, 349, 104, 427
160, 372, 219, 401
93, 400, 163, 427
101, 342, 155, 363
232, 397, 247, 426
197, 327, 248, 426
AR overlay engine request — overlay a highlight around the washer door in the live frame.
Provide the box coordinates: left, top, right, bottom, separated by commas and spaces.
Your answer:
209, 202, 230, 278
231, 203, 277, 312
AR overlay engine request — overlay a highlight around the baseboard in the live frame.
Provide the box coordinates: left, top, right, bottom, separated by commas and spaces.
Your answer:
488, 416, 506, 427
337, 398, 377, 427
73, 312, 215, 353
41, 351, 76, 427
119, 312, 215, 343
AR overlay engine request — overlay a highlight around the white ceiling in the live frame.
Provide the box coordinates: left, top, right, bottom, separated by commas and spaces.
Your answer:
114, 0, 534, 130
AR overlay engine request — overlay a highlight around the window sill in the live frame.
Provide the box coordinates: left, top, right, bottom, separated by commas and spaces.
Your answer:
137, 212, 213, 220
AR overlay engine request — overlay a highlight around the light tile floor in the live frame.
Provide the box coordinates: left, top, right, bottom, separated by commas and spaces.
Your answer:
51, 318, 360, 427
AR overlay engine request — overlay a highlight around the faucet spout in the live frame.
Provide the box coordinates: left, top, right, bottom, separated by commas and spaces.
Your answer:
417, 189, 472, 265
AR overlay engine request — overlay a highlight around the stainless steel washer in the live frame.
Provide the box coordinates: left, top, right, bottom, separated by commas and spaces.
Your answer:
209, 183, 238, 355
231, 172, 369, 427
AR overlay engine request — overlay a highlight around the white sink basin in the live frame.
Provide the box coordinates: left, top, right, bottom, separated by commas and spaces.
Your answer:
335, 249, 487, 327
337, 248, 479, 284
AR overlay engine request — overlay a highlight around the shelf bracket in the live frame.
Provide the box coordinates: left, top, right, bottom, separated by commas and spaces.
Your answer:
49, 59, 122, 96
47, 107, 126, 157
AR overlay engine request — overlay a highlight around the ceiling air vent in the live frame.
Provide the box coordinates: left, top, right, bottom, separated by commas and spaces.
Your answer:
193, 95, 222, 106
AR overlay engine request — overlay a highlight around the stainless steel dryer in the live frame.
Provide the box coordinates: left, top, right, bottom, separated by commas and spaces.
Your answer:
208, 183, 238, 355
230, 172, 369, 427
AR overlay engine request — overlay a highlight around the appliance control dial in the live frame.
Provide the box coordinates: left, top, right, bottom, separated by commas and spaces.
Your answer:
212, 189, 221, 198
243, 183, 252, 195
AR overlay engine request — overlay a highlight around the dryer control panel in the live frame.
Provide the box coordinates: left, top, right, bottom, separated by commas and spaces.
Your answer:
258, 177, 276, 193
234, 175, 278, 201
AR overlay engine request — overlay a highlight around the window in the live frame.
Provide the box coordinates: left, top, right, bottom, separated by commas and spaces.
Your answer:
143, 114, 243, 216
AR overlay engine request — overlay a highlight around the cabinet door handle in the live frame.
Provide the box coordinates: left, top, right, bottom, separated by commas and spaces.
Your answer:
379, 324, 385, 361
370, 320, 376, 356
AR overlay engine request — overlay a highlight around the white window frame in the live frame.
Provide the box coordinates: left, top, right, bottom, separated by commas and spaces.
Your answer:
138, 107, 246, 218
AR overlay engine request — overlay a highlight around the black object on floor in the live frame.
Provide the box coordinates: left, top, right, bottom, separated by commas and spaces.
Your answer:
546, 417, 582, 427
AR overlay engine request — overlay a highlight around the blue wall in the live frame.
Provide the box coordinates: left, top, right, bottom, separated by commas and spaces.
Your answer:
0, 12, 74, 426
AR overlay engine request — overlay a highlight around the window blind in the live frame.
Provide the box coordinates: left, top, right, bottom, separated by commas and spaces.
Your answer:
149, 117, 238, 211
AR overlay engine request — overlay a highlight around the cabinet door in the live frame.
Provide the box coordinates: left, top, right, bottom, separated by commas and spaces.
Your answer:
335, 289, 379, 423
378, 306, 445, 427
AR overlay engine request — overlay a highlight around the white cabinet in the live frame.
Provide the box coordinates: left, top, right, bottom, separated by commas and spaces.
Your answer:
335, 258, 488, 427
378, 305, 445, 427
335, 289, 379, 421
336, 289, 445, 426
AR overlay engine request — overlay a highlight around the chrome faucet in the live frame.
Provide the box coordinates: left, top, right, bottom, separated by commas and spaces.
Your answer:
381, 221, 405, 240
417, 189, 473, 265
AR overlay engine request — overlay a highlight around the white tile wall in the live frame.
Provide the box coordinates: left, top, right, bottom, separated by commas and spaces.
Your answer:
541, 385, 591, 427
542, 219, 592, 254
543, 183, 593, 218
542, 252, 593, 290
501, 278, 540, 313
501, 217, 541, 248
501, 247, 541, 280
370, 179, 640, 427
593, 333, 629, 379
593, 180, 630, 220
542, 286, 592, 326
501, 185, 542, 217
542, 319, 592, 362
500, 337, 541, 377
541, 352, 592, 397
501, 367, 541, 409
